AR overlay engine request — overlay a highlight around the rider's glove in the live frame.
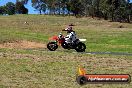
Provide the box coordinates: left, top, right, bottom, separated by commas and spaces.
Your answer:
58, 33, 62, 39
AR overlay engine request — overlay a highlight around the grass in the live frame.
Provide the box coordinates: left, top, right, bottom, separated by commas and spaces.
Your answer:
0, 15, 132, 53
0, 15, 132, 88
0, 49, 132, 88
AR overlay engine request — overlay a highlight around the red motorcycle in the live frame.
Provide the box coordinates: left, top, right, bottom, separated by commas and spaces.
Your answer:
47, 33, 86, 52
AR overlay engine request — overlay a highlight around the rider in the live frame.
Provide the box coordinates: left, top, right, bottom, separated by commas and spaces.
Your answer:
62, 24, 77, 44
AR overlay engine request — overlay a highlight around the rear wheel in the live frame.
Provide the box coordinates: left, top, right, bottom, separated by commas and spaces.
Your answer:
47, 42, 58, 51
75, 42, 86, 52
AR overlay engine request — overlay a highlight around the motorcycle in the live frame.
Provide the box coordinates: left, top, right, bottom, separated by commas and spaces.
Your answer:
47, 33, 86, 52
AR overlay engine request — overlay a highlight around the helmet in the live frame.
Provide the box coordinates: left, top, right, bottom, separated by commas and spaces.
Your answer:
63, 24, 74, 33
67, 26, 73, 33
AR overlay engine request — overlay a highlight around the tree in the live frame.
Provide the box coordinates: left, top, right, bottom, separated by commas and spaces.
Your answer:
22, 7, 28, 14
81, 0, 92, 16
53, 0, 65, 15
17, 0, 29, 4
45, 0, 58, 15
99, 0, 109, 20
5, 2, 15, 15
15, 1, 28, 14
92, 0, 101, 17
66, 0, 83, 16
0, 6, 6, 15
105, 0, 127, 21
32, 0, 47, 15
21, 0, 132, 22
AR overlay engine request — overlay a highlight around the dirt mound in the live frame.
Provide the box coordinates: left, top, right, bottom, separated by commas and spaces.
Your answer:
0, 40, 46, 49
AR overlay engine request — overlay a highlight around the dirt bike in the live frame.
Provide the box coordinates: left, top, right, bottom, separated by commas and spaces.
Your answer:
47, 33, 86, 52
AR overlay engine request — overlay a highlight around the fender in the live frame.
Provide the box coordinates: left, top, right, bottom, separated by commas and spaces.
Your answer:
79, 39, 86, 42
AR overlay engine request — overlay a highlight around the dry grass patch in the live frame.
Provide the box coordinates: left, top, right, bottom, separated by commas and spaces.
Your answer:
0, 40, 46, 49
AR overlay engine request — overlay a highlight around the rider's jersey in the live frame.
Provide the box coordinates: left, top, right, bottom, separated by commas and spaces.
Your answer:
65, 31, 76, 43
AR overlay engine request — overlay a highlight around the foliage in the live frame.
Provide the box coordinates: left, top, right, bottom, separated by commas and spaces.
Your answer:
1, 0, 132, 22
0, 1, 28, 15
32, 0, 47, 14
66, 0, 83, 16
16, 1, 28, 14
28, 0, 132, 22
5, 2, 15, 15
0, 6, 6, 15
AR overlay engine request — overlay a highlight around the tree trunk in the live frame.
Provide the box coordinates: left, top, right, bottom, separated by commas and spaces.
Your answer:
97, 0, 100, 17
127, 15, 131, 23
58, 4, 61, 15
39, 10, 42, 15
111, 6, 114, 21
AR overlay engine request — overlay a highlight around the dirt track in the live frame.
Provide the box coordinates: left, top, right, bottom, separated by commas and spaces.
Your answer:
0, 40, 46, 49
0, 40, 132, 56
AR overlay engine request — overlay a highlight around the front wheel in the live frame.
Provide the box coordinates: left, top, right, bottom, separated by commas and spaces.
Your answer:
76, 76, 87, 85
47, 42, 58, 51
75, 42, 86, 52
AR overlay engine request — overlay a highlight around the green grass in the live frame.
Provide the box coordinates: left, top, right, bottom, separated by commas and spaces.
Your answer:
0, 28, 48, 43
0, 15, 132, 53
0, 15, 132, 88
